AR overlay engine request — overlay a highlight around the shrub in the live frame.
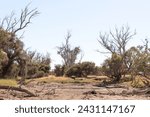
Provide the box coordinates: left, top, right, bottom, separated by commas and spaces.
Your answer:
65, 62, 96, 77
39, 64, 50, 73
7, 63, 19, 78
26, 52, 51, 79
27, 63, 38, 78
35, 71, 46, 78
102, 53, 123, 82
79, 62, 95, 77
65, 63, 81, 77
94, 66, 103, 76
54, 64, 65, 76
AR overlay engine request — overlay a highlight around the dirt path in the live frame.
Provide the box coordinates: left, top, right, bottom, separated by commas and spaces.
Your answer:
0, 81, 149, 100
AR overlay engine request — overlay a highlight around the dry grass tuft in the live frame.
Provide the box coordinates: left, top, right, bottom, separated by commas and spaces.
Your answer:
0, 79, 17, 86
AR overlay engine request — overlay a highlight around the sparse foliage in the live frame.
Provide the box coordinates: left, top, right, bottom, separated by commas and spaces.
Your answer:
98, 26, 136, 82
127, 39, 150, 79
57, 32, 81, 68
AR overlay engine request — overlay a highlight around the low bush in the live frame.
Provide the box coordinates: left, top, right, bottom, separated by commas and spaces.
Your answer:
65, 62, 96, 77
65, 63, 81, 77
54, 64, 65, 76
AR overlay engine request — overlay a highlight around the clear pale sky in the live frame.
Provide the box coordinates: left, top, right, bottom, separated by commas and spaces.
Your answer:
1, 0, 150, 68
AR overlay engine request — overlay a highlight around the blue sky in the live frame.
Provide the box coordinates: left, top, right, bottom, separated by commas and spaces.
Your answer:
1, 0, 150, 68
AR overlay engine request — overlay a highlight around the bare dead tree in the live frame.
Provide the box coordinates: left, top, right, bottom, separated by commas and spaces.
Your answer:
57, 31, 81, 68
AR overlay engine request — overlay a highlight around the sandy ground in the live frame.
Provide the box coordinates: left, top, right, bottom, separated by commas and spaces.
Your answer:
0, 81, 150, 100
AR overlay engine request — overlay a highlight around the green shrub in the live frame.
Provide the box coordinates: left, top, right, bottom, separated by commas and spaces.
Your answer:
80, 62, 95, 77
54, 64, 65, 76
39, 64, 50, 73
93, 66, 103, 76
36, 71, 46, 78
102, 53, 123, 82
65, 62, 96, 77
65, 63, 81, 77
7, 63, 19, 78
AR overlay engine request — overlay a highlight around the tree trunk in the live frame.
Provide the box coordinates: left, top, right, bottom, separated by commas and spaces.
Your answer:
1, 60, 13, 77
113, 74, 121, 83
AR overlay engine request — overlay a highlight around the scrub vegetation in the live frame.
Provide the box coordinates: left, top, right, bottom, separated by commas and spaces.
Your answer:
0, 5, 149, 100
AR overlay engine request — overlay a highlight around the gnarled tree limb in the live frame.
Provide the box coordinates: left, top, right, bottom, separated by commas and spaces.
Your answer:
0, 85, 36, 97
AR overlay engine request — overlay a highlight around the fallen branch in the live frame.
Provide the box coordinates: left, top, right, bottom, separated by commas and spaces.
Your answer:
0, 85, 36, 97
131, 88, 150, 95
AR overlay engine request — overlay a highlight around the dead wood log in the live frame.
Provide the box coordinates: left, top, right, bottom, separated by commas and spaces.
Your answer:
132, 88, 150, 95
0, 85, 36, 97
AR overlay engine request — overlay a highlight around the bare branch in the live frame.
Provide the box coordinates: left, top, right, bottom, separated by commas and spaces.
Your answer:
0, 4, 39, 34
14, 6, 39, 33
98, 26, 136, 55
